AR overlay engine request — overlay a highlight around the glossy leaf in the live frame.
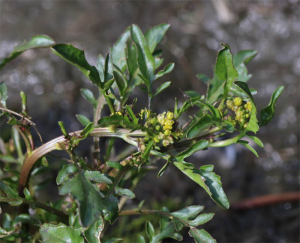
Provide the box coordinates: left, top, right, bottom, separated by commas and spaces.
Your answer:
175, 140, 209, 162
84, 171, 112, 184
189, 228, 216, 243
155, 63, 174, 80
260, 86, 284, 126
126, 42, 138, 79
188, 213, 214, 226
215, 43, 239, 96
113, 69, 126, 96
96, 54, 105, 82
171, 205, 205, 221
80, 89, 97, 108
40, 223, 84, 243
131, 25, 155, 83
115, 187, 135, 199
154, 81, 171, 96
59, 170, 107, 227
0, 35, 55, 69
145, 23, 170, 53
104, 53, 114, 83
51, 44, 100, 86
111, 28, 130, 71
0, 82, 8, 107
76, 114, 91, 126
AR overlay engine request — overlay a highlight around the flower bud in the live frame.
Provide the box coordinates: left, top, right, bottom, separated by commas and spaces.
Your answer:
167, 111, 174, 120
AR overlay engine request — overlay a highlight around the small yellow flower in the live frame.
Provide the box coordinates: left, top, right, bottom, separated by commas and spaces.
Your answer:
234, 97, 242, 106
244, 101, 252, 112
167, 111, 174, 120
164, 130, 171, 136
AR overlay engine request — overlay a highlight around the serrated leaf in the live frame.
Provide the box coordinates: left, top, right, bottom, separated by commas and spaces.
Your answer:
154, 81, 171, 96
59, 171, 107, 227
145, 23, 170, 53
189, 228, 216, 243
84, 171, 112, 184
51, 44, 100, 86
0, 35, 55, 69
259, 86, 284, 126
111, 27, 130, 71
175, 140, 209, 162
155, 63, 174, 80
188, 213, 214, 227
131, 25, 155, 83
76, 114, 91, 126
115, 187, 135, 199
80, 89, 97, 108
215, 43, 239, 96
40, 223, 84, 243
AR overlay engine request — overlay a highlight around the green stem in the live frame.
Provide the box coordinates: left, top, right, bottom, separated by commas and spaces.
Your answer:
104, 163, 132, 200
0, 197, 68, 223
208, 132, 245, 147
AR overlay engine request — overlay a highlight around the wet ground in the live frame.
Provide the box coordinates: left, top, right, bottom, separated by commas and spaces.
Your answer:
0, 1, 299, 242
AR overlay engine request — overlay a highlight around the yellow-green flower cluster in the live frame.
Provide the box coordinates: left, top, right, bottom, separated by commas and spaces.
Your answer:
226, 98, 252, 128
141, 110, 182, 148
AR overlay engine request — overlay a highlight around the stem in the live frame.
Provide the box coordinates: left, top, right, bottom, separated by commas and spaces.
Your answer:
103, 92, 115, 114
0, 197, 68, 223
104, 163, 132, 200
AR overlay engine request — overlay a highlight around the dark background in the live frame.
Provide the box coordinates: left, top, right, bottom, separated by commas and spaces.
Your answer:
0, 1, 299, 242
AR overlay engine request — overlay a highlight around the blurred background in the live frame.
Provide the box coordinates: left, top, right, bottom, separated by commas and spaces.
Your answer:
0, 0, 299, 242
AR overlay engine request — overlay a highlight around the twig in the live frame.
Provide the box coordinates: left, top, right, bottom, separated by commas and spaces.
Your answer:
231, 192, 300, 211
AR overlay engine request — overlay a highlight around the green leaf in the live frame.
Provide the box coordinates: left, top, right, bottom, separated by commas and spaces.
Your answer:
84, 217, 104, 243
199, 102, 221, 118
0, 181, 22, 206
237, 140, 259, 157
197, 74, 210, 84
125, 105, 138, 125
126, 42, 138, 79
185, 91, 202, 99
20, 91, 28, 116
157, 161, 169, 177
51, 44, 100, 86
155, 63, 174, 79
137, 235, 146, 243
131, 25, 155, 83
84, 171, 113, 184
113, 69, 126, 96
40, 223, 84, 243
0, 35, 55, 70
175, 140, 209, 162
111, 27, 130, 71
142, 141, 154, 161
103, 79, 115, 92
80, 89, 97, 108
103, 238, 123, 243
146, 221, 155, 241
154, 81, 171, 96
246, 135, 264, 148
233, 50, 257, 67
189, 228, 216, 243
259, 86, 284, 126
56, 164, 78, 185
76, 114, 91, 127
154, 57, 164, 70
215, 43, 239, 96
114, 187, 135, 199
104, 53, 114, 83
186, 115, 221, 139
0, 82, 8, 107
96, 54, 105, 82
23, 188, 32, 201
59, 170, 107, 227
172, 205, 205, 221
107, 161, 123, 170
98, 114, 123, 127
177, 96, 205, 118
145, 23, 170, 53
80, 122, 94, 138
188, 213, 214, 226
206, 72, 224, 104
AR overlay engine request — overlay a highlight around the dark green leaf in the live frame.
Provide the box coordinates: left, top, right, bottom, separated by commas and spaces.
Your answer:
107, 161, 123, 170
59, 171, 107, 227
103, 238, 123, 243
7, 117, 24, 126
111, 28, 130, 71
154, 57, 164, 70
260, 86, 284, 126
84, 217, 104, 243
177, 96, 205, 118
40, 223, 84, 243
126, 42, 138, 79
175, 140, 209, 162
23, 188, 32, 201
172, 205, 205, 221
215, 43, 239, 96
56, 164, 77, 185
137, 235, 146, 243
154, 81, 171, 96
51, 44, 100, 86
233, 50, 257, 67
185, 91, 202, 99
0, 181, 22, 206
115, 187, 135, 199
98, 114, 123, 127
76, 114, 91, 127
0, 35, 55, 69
96, 54, 105, 82
84, 171, 113, 184
103, 79, 115, 92
80, 122, 94, 138
142, 141, 154, 161
155, 63, 174, 79
145, 23, 170, 53
188, 213, 214, 226
104, 53, 114, 83
197, 74, 210, 84
125, 105, 138, 124
113, 69, 126, 96
131, 25, 155, 83
80, 89, 97, 108
189, 228, 216, 243
237, 140, 259, 157
157, 161, 169, 177
206, 72, 224, 104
